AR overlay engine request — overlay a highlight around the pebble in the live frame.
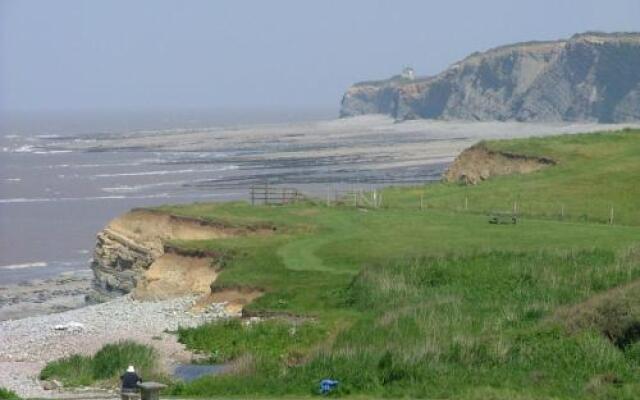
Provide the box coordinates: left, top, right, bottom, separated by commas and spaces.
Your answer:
0, 294, 233, 398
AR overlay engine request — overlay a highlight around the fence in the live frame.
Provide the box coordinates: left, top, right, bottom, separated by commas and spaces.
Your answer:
413, 195, 627, 225
248, 184, 386, 209
250, 184, 304, 205
248, 184, 632, 226
327, 188, 384, 208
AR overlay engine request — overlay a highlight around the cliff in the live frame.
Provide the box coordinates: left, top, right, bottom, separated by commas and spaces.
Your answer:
340, 32, 640, 123
88, 209, 248, 302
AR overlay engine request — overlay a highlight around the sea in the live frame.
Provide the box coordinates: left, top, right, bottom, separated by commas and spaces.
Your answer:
0, 108, 445, 285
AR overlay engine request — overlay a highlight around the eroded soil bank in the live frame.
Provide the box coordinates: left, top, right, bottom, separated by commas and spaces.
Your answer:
443, 142, 555, 185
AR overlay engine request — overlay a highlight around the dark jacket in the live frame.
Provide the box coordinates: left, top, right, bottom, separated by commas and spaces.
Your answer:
120, 371, 142, 390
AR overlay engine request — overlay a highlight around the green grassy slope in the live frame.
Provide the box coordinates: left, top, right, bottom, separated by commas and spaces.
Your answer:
160, 129, 640, 399
45, 129, 640, 398
383, 129, 640, 225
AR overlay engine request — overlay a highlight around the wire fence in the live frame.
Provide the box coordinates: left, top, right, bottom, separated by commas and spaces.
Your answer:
414, 196, 630, 225
248, 183, 634, 226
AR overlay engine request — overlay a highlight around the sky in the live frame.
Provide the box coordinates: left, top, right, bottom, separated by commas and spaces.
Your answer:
1, 0, 639, 114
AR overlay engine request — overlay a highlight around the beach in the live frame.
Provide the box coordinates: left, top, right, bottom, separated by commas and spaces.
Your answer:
2, 115, 639, 398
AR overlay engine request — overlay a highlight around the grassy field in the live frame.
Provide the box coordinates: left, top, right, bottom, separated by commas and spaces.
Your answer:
43, 129, 640, 398
383, 128, 640, 225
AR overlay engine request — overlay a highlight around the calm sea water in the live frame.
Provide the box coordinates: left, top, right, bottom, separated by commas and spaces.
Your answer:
0, 109, 445, 284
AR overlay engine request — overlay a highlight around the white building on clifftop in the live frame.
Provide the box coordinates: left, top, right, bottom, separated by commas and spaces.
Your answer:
401, 67, 415, 80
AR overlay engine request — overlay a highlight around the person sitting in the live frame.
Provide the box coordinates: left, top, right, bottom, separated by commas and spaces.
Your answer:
120, 365, 142, 400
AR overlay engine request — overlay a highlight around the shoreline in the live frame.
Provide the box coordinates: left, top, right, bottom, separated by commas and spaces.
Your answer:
0, 293, 232, 398
0, 270, 93, 322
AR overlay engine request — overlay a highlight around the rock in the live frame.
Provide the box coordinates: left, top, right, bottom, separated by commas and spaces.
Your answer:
340, 32, 640, 123
90, 209, 233, 299
53, 321, 85, 332
42, 379, 62, 390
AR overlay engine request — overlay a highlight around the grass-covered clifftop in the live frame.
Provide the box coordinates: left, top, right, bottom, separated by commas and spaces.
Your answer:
387, 128, 640, 225
43, 128, 640, 398
149, 128, 640, 399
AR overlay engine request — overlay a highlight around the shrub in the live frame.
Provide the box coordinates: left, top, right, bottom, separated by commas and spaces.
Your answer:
0, 388, 20, 399
40, 341, 159, 387
40, 354, 93, 387
92, 341, 158, 380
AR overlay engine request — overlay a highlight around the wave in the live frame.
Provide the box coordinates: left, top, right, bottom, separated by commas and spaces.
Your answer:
0, 193, 171, 204
92, 165, 238, 178
0, 261, 48, 270
0, 191, 237, 204
32, 150, 73, 154
5, 178, 22, 182
6, 145, 73, 154
48, 161, 148, 169
35, 134, 63, 139
101, 180, 189, 193
13, 145, 36, 153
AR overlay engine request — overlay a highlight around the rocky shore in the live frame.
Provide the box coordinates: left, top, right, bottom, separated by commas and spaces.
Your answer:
0, 294, 233, 398
0, 270, 93, 322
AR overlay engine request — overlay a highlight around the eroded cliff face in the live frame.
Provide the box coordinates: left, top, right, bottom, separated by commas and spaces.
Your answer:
341, 32, 640, 122
443, 143, 555, 185
89, 209, 239, 302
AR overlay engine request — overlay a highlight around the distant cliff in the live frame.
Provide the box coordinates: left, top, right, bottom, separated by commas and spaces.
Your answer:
340, 32, 640, 123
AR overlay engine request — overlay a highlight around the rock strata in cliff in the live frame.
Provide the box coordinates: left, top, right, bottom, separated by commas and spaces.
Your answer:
89, 209, 260, 302
443, 143, 555, 185
341, 32, 640, 123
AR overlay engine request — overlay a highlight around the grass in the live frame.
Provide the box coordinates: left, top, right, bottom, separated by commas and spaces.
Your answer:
43, 128, 640, 398
0, 388, 20, 400
382, 129, 640, 225
40, 340, 160, 387
177, 319, 326, 364
173, 250, 640, 398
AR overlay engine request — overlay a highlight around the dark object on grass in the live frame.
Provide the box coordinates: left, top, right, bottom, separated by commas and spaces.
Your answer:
489, 213, 517, 225
137, 381, 167, 400
319, 379, 339, 395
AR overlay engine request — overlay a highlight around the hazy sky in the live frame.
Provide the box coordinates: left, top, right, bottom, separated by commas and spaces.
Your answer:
1, 0, 639, 113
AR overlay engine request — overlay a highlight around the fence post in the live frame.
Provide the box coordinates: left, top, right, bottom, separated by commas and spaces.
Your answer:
610, 205, 614, 225
250, 186, 255, 206
465, 196, 468, 211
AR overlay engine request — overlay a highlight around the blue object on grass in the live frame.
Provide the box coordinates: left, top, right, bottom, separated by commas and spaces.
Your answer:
319, 379, 339, 395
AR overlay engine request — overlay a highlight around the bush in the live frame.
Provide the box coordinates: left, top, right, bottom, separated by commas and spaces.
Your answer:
40, 340, 159, 387
92, 341, 158, 380
0, 388, 20, 399
40, 354, 93, 387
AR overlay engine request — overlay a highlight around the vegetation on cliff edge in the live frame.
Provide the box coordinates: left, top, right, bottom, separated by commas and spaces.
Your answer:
41, 128, 640, 398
